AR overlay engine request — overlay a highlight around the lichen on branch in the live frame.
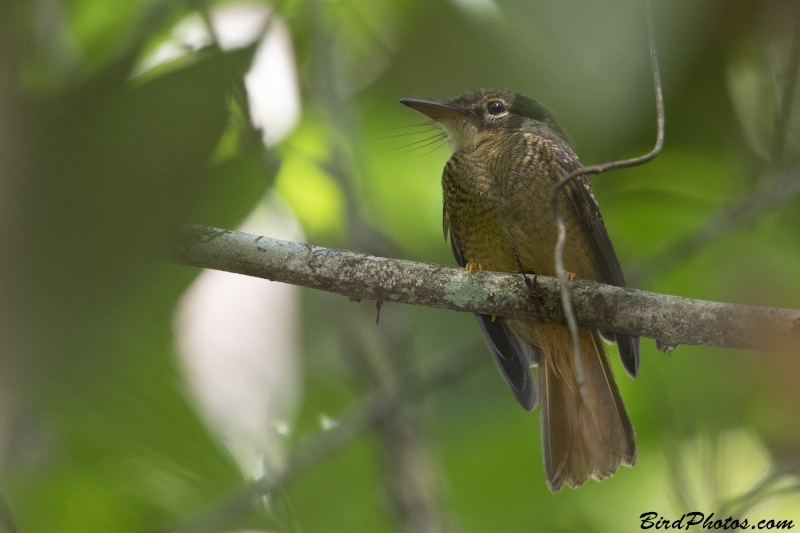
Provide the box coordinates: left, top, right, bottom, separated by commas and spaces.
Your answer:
171, 224, 800, 354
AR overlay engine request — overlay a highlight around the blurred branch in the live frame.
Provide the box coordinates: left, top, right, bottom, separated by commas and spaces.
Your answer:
0, 492, 18, 533
771, 8, 800, 164
629, 166, 800, 286
632, 11, 800, 286
161, 342, 483, 533
311, 13, 449, 529
631, 18, 800, 285
171, 224, 800, 353
717, 468, 799, 519
342, 320, 452, 533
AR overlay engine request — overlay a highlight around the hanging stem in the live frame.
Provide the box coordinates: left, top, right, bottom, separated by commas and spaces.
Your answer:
549, 0, 665, 399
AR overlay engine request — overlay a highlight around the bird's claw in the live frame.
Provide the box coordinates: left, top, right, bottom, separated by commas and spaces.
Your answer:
465, 262, 485, 275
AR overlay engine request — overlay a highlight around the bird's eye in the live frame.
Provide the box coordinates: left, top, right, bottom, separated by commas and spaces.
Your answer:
486, 100, 506, 115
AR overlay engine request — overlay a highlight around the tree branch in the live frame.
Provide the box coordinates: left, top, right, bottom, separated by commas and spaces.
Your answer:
171, 224, 800, 353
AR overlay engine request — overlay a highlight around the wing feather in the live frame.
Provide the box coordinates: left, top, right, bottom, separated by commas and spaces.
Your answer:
444, 207, 538, 410
554, 147, 640, 378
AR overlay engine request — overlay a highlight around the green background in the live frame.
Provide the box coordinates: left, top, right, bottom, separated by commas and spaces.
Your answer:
1, 0, 799, 531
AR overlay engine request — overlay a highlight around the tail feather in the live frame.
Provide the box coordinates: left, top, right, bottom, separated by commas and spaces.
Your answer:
539, 329, 637, 492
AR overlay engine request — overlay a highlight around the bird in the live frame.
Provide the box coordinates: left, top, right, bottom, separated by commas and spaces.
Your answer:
399, 88, 638, 492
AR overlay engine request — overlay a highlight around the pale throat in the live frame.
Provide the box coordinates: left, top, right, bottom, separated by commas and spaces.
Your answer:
439, 119, 491, 153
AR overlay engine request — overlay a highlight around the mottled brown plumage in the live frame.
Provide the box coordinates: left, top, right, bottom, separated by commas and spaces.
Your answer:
400, 89, 638, 492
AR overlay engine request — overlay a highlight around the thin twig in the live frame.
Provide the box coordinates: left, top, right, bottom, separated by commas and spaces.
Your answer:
549, 0, 665, 398
171, 225, 800, 353
160, 343, 483, 533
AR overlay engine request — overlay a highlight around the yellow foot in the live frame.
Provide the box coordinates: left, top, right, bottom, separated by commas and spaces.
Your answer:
564, 271, 578, 282
491, 315, 497, 322
465, 262, 485, 275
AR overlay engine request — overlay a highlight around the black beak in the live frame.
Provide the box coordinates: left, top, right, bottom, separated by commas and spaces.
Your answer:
398, 98, 469, 122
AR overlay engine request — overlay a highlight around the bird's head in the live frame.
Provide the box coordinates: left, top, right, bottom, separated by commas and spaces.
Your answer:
399, 88, 570, 153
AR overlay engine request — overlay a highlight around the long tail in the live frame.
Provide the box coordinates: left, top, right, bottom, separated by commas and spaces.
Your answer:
539, 327, 637, 492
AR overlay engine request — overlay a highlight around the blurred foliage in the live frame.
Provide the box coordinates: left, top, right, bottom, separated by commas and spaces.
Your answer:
1, 0, 800, 532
